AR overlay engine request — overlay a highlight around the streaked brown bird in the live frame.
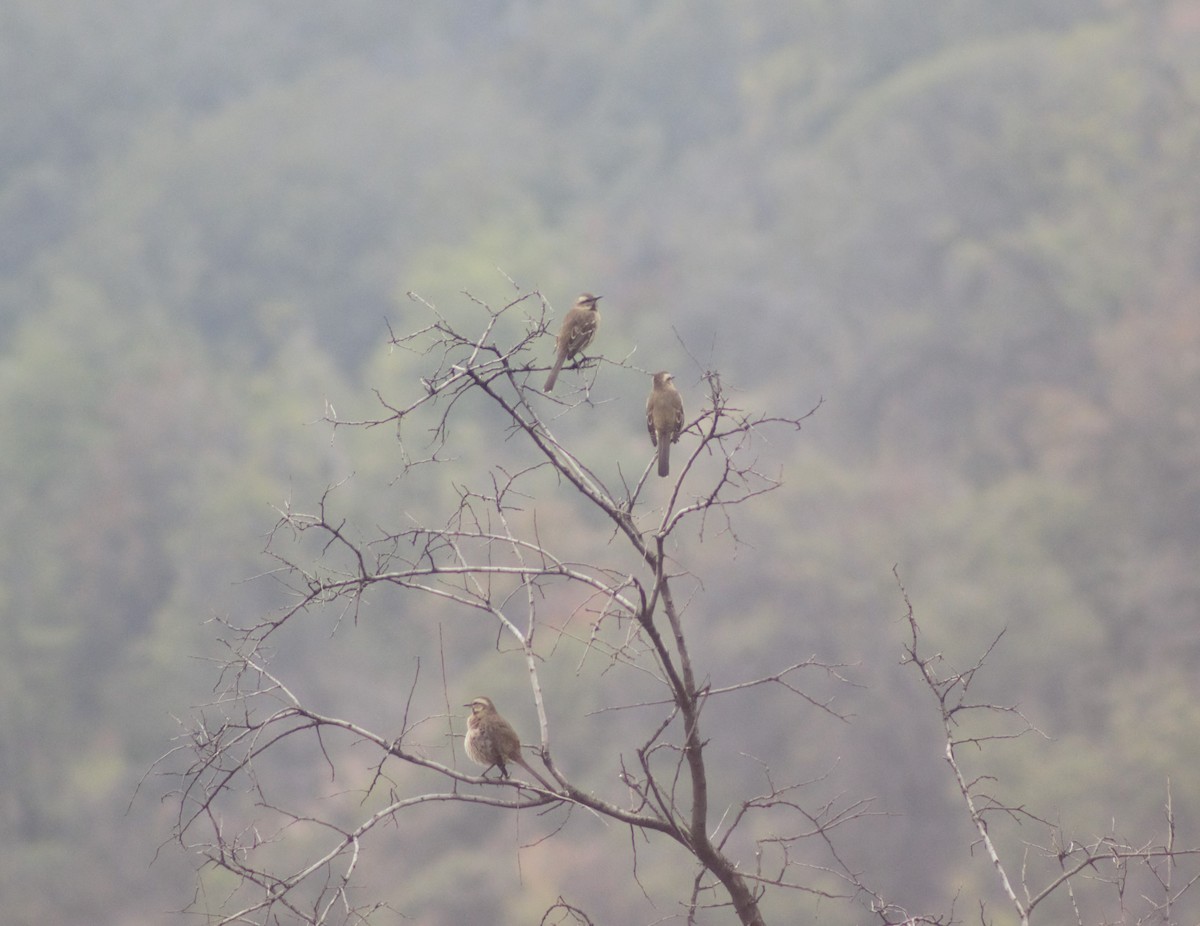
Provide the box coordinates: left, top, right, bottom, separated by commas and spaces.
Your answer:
544, 293, 602, 392
463, 696, 553, 788
646, 371, 685, 477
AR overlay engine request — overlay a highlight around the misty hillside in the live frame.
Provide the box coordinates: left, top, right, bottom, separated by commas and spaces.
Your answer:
1, 2, 1198, 923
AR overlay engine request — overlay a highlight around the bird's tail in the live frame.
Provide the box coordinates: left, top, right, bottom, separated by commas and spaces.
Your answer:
544, 354, 565, 392
657, 436, 670, 477
515, 754, 556, 790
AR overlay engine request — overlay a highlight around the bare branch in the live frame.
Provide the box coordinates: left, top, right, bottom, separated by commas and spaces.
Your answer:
895, 566, 1200, 926
162, 291, 916, 926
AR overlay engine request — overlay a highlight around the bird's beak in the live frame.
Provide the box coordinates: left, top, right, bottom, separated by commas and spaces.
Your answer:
462, 702, 472, 708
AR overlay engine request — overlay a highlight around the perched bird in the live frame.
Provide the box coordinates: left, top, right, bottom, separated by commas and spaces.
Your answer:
463, 696, 553, 788
646, 371, 685, 477
544, 293, 602, 392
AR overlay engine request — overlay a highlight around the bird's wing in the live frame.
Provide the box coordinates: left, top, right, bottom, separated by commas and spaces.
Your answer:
564, 314, 597, 354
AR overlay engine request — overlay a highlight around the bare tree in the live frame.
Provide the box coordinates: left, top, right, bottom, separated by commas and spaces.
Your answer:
159, 289, 878, 926
157, 290, 1200, 926
895, 571, 1200, 926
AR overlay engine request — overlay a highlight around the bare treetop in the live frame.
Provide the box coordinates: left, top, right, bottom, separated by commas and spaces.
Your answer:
154, 290, 1199, 926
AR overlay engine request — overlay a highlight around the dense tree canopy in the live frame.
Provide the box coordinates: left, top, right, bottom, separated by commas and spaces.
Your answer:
1, 1, 1198, 922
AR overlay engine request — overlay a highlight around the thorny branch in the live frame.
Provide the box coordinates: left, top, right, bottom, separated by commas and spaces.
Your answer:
157, 290, 851, 926
152, 291, 1200, 926
895, 567, 1200, 926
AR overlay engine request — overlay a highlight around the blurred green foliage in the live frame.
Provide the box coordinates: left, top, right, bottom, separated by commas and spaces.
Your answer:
1, 1, 1198, 923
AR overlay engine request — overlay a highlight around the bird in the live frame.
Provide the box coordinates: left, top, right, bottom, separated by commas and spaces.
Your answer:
544, 293, 602, 392
463, 696, 553, 788
646, 371, 685, 477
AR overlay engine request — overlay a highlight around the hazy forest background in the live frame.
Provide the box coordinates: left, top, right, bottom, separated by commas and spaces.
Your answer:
2, 1, 1199, 924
